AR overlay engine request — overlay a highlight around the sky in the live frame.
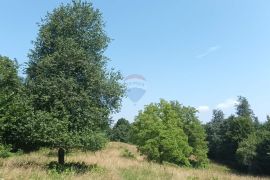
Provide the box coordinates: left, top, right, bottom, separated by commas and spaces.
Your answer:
1, 0, 270, 123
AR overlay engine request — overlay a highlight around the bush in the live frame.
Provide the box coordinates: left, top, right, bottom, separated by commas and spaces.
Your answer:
79, 132, 108, 151
0, 144, 12, 158
236, 133, 260, 171
131, 99, 208, 168
121, 149, 136, 159
47, 161, 99, 174
255, 132, 270, 174
235, 130, 270, 174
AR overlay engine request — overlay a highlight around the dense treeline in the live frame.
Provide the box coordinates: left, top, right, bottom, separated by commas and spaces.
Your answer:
112, 97, 270, 173
205, 96, 270, 174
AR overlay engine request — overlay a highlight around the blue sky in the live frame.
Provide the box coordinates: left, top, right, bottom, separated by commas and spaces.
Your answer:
1, 0, 270, 123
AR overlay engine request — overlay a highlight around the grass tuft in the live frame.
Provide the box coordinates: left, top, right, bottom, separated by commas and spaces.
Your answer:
47, 161, 100, 174
0, 145, 12, 158
121, 149, 136, 159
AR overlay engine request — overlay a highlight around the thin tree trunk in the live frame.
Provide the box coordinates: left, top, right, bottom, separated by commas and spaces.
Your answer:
58, 148, 65, 165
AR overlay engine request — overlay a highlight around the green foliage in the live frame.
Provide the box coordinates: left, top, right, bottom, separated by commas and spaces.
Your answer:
205, 96, 270, 174
206, 97, 256, 162
173, 102, 209, 167
236, 133, 260, 169
0, 56, 21, 138
47, 161, 100, 174
0, 56, 21, 105
131, 99, 208, 168
5, 1, 126, 152
255, 132, 270, 174
121, 149, 136, 159
264, 115, 270, 131
205, 109, 225, 159
0, 144, 12, 158
110, 118, 131, 143
236, 96, 254, 118
235, 130, 270, 174
222, 115, 255, 160
0, 55, 33, 151
75, 131, 108, 151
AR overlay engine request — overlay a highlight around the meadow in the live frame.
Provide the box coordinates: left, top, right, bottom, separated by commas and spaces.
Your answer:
0, 142, 268, 180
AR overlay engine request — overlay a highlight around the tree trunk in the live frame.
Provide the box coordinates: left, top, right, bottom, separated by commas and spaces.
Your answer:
58, 148, 65, 165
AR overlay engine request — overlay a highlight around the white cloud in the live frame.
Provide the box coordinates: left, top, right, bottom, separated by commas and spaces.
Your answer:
196, 45, 220, 59
197, 106, 210, 113
216, 98, 239, 110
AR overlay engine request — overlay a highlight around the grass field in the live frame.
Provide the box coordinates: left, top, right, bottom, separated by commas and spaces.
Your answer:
0, 142, 269, 180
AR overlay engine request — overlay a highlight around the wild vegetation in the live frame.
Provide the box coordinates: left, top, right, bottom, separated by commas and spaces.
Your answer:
0, 1, 124, 165
131, 99, 208, 168
205, 96, 270, 174
110, 118, 131, 143
0, 1, 270, 179
0, 142, 269, 180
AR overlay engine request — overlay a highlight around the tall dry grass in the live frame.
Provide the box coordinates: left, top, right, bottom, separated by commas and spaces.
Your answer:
0, 142, 269, 180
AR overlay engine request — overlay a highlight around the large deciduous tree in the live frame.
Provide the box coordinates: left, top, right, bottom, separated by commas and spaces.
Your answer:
25, 1, 124, 164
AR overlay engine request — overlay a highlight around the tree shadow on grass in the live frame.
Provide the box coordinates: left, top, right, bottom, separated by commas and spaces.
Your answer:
209, 159, 270, 177
47, 161, 98, 174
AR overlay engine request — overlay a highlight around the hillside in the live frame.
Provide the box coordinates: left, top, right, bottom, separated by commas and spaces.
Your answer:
0, 142, 269, 180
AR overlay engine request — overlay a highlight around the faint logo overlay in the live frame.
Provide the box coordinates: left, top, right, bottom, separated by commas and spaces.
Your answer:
125, 74, 146, 104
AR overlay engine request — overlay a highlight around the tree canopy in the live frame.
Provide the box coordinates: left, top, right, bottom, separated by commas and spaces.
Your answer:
24, 0, 124, 151
205, 96, 270, 174
131, 99, 208, 168
0, 1, 125, 164
110, 118, 131, 143
0, 56, 22, 143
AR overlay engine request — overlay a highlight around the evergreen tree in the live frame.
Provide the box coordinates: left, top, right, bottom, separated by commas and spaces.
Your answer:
205, 97, 255, 163
264, 115, 270, 131
205, 109, 225, 159
110, 118, 131, 143
236, 96, 253, 118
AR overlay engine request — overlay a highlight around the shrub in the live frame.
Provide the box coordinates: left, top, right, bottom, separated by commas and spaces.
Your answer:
131, 99, 208, 168
121, 149, 136, 159
0, 144, 12, 158
47, 161, 100, 174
